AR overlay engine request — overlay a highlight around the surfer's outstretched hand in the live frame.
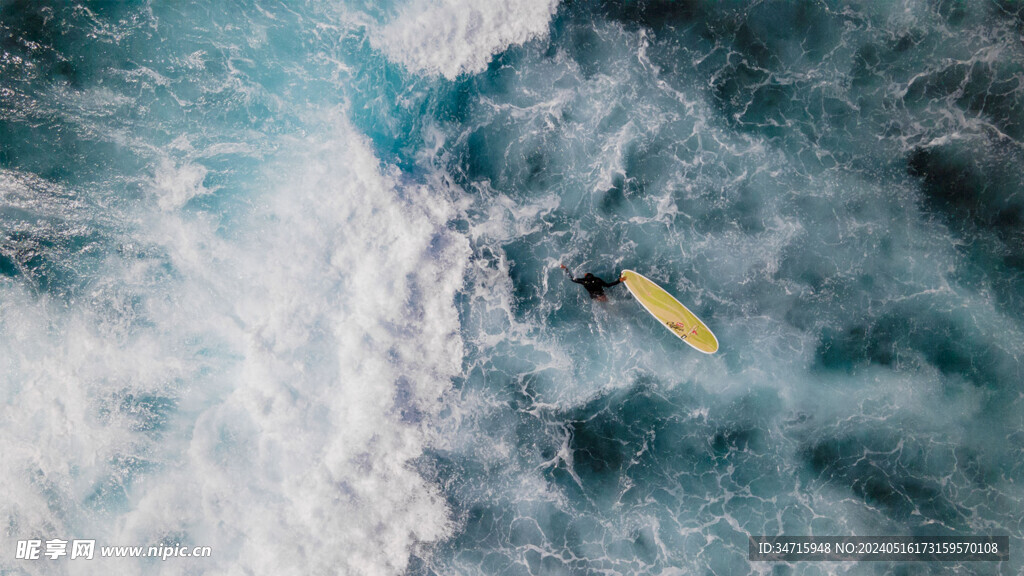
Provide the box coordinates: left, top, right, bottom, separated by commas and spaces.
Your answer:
560, 264, 567, 270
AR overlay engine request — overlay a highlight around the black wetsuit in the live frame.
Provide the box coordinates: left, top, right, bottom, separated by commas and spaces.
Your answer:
565, 270, 622, 299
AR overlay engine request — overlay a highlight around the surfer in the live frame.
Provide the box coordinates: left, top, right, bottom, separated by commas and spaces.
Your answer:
560, 264, 625, 301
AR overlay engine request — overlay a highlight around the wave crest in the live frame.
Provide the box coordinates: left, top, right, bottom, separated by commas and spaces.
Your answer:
372, 0, 558, 79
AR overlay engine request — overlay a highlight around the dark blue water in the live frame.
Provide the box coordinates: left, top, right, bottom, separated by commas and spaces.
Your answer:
1, 1, 1022, 574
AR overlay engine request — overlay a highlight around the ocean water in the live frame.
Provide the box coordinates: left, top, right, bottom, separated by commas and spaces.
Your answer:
1, 0, 1022, 575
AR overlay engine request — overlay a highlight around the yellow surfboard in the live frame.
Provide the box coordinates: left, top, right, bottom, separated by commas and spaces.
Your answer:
621, 269, 719, 354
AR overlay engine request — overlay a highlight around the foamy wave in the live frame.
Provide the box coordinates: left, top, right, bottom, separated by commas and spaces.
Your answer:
372, 0, 558, 79
0, 114, 468, 575
153, 158, 210, 211
136, 114, 468, 574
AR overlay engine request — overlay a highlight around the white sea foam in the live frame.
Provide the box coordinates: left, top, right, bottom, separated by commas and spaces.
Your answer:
0, 113, 468, 575
371, 0, 558, 79
153, 158, 210, 211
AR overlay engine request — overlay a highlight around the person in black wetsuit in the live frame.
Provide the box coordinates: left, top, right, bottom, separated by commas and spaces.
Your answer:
561, 264, 625, 301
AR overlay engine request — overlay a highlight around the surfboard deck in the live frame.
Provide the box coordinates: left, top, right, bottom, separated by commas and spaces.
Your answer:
621, 269, 719, 354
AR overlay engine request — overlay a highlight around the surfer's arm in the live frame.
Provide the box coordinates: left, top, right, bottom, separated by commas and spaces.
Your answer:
604, 278, 623, 287
560, 264, 579, 282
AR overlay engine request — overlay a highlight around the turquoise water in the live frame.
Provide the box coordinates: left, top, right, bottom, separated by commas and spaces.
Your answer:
1, 0, 1022, 574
